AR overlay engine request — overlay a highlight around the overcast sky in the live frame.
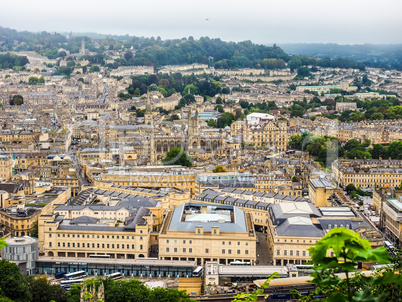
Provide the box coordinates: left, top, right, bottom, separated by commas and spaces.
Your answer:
1, 0, 401, 44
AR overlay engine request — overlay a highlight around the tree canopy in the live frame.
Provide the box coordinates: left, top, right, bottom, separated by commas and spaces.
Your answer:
162, 148, 192, 167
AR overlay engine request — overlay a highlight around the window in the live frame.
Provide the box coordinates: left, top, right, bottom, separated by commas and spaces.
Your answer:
189, 240, 192, 244
237, 242, 240, 246
58, 242, 60, 247
237, 250, 240, 254
132, 244, 134, 249
197, 229, 201, 234
245, 250, 248, 255
302, 251, 306, 256
284, 250, 287, 256
140, 245, 143, 250
290, 250, 293, 256
174, 248, 177, 252
183, 240, 186, 244
296, 251, 299, 256
183, 248, 186, 252
222, 241, 225, 245
228, 249, 231, 254
277, 250, 280, 256
205, 248, 209, 253
222, 249, 225, 254
167, 240, 169, 244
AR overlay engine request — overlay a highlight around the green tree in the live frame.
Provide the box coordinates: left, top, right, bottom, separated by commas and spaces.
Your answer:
148, 287, 193, 302
24, 276, 66, 302
345, 183, 357, 194
216, 96, 223, 104
89, 65, 100, 73
369, 144, 387, 159
182, 84, 197, 96
162, 148, 192, 167
0, 260, 31, 302
371, 112, 384, 120
10, 95, 23, 106
387, 141, 402, 159
215, 104, 224, 113
288, 134, 303, 150
207, 119, 217, 128
213, 166, 226, 173
304, 227, 402, 302
291, 176, 299, 182
30, 219, 38, 238
107, 279, 150, 302
28, 76, 38, 85
217, 112, 235, 128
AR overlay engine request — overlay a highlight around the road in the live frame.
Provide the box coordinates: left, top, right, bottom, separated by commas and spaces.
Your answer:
69, 145, 90, 191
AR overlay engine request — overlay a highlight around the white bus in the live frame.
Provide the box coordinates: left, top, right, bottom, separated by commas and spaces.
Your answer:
192, 266, 203, 277
107, 272, 123, 280
64, 271, 87, 280
89, 254, 111, 259
229, 261, 251, 266
60, 279, 84, 289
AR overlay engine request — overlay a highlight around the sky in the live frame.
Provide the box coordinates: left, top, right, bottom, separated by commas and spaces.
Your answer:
1, 0, 402, 44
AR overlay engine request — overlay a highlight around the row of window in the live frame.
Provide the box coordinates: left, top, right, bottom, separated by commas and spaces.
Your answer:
277, 250, 309, 257
54, 242, 143, 250
165, 247, 249, 255
166, 240, 248, 246
277, 239, 317, 243
54, 233, 143, 239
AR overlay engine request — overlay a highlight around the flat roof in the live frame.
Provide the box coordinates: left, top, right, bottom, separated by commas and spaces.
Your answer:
37, 256, 196, 267
217, 265, 288, 277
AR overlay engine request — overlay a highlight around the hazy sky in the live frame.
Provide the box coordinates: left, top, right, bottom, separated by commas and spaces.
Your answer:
1, 0, 401, 44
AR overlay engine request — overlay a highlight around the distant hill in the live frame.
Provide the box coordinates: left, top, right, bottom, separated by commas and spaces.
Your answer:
279, 43, 402, 70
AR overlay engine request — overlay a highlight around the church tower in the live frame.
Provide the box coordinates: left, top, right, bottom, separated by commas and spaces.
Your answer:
79, 38, 86, 56
144, 91, 152, 125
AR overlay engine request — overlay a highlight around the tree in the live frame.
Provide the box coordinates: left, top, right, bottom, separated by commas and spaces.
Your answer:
0, 260, 31, 302
30, 219, 38, 238
182, 84, 197, 96
124, 51, 133, 61
10, 95, 23, 106
147, 287, 193, 302
162, 148, 192, 167
288, 134, 303, 150
387, 141, 402, 159
107, 279, 150, 302
24, 276, 66, 302
207, 119, 217, 128
28, 76, 39, 85
89, 65, 100, 73
371, 112, 384, 120
213, 166, 226, 173
217, 112, 235, 128
369, 144, 387, 159
345, 183, 357, 194
216, 96, 223, 104
291, 176, 299, 182
303, 227, 402, 302
215, 104, 224, 113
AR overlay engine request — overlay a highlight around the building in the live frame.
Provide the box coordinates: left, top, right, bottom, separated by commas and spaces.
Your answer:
1, 187, 71, 237
335, 102, 357, 112
380, 196, 402, 248
1, 236, 39, 275
243, 113, 288, 152
332, 159, 402, 189
0, 154, 14, 181
308, 178, 337, 207
267, 202, 370, 266
159, 203, 257, 266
